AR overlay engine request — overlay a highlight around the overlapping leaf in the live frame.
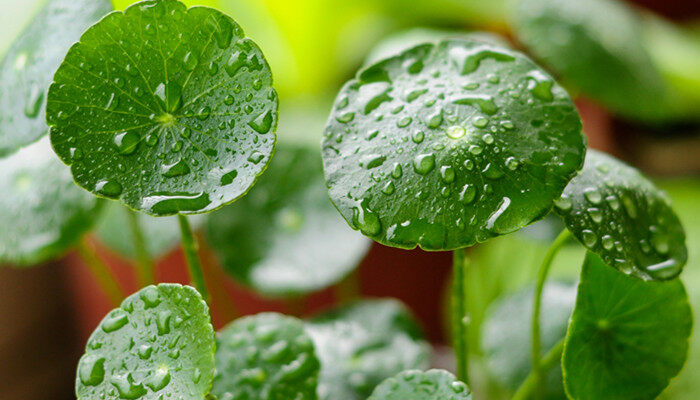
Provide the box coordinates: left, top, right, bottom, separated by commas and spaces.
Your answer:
368, 369, 472, 400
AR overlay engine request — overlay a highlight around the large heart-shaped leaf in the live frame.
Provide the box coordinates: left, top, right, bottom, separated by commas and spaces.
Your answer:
212, 313, 320, 400
482, 281, 576, 399
0, 137, 102, 266
562, 253, 692, 400
513, 0, 680, 122
96, 202, 204, 260
0, 0, 112, 157
305, 299, 431, 400
47, 0, 278, 216
76, 284, 216, 400
206, 144, 370, 297
554, 149, 687, 281
368, 369, 472, 400
322, 39, 584, 250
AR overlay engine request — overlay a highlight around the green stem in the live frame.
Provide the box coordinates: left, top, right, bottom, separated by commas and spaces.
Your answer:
126, 209, 156, 286
178, 214, 209, 300
452, 249, 470, 384
512, 338, 565, 400
530, 229, 571, 399
76, 238, 125, 307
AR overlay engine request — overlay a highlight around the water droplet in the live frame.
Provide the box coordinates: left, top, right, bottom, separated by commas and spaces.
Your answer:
588, 208, 603, 223
469, 145, 482, 155
482, 163, 504, 179
162, 159, 190, 177
95, 180, 123, 198
352, 200, 381, 235
336, 112, 355, 123
461, 48, 515, 74
137, 344, 153, 360
114, 131, 140, 155
220, 169, 238, 185
582, 229, 597, 247
413, 154, 436, 175
427, 109, 443, 128
583, 188, 602, 204
554, 196, 572, 211
527, 70, 554, 101
24, 85, 44, 118
606, 195, 620, 211
441, 166, 455, 183
391, 163, 403, 178
621, 194, 638, 218
397, 116, 412, 128
78, 355, 105, 386
650, 226, 670, 254
111, 373, 147, 399
485, 196, 511, 232
183, 51, 198, 71
446, 126, 466, 139
248, 109, 273, 134
145, 367, 171, 392
360, 154, 386, 169
248, 152, 264, 164
459, 184, 477, 204
382, 181, 395, 195
482, 133, 494, 144
452, 94, 498, 114
602, 235, 614, 250
412, 131, 425, 143
472, 117, 488, 128
102, 310, 129, 333
505, 157, 519, 170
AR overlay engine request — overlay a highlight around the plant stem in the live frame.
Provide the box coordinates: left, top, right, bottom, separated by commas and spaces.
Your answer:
530, 229, 571, 399
178, 214, 209, 301
126, 209, 155, 286
452, 248, 470, 384
76, 238, 125, 307
512, 338, 566, 400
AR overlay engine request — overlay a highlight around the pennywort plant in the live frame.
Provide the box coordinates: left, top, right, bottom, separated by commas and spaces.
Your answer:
0, 0, 694, 399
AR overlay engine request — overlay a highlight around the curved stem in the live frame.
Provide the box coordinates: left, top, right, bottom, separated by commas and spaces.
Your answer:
452, 249, 470, 384
530, 229, 571, 399
76, 237, 125, 307
126, 209, 155, 286
512, 338, 565, 400
178, 214, 209, 301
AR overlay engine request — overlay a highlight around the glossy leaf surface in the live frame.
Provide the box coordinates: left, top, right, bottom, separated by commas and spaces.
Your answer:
0, 138, 102, 266
305, 299, 431, 400
96, 202, 204, 260
563, 253, 692, 400
554, 149, 687, 280
482, 281, 576, 399
322, 39, 584, 250
76, 284, 215, 400
513, 0, 676, 122
0, 0, 112, 157
368, 369, 472, 400
206, 144, 370, 297
212, 313, 320, 400
47, 0, 278, 216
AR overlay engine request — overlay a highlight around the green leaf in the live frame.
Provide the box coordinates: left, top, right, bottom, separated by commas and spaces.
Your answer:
367, 369, 472, 400
0, 0, 112, 157
322, 39, 584, 250
206, 144, 370, 297
554, 149, 687, 281
482, 281, 576, 399
96, 202, 204, 260
305, 299, 431, 400
512, 0, 678, 122
212, 313, 320, 400
76, 284, 216, 400
364, 28, 510, 66
47, 0, 278, 216
562, 252, 692, 400
0, 137, 102, 266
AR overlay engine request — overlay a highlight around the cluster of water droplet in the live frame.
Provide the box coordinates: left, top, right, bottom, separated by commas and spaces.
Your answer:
368, 370, 471, 400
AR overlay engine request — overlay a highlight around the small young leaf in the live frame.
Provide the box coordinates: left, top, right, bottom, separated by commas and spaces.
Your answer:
0, 0, 112, 157
562, 253, 692, 400
0, 138, 102, 266
206, 144, 370, 297
513, 0, 678, 122
554, 149, 687, 280
367, 369, 472, 400
322, 39, 584, 250
76, 284, 216, 400
212, 313, 320, 400
47, 0, 278, 216
96, 202, 204, 260
305, 299, 431, 400
482, 282, 576, 398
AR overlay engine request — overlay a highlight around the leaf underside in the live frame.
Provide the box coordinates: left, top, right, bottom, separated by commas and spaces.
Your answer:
0, 0, 112, 157
76, 284, 216, 400
554, 149, 687, 281
322, 38, 584, 250
206, 144, 370, 298
212, 313, 320, 400
48, 0, 278, 216
562, 253, 692, 400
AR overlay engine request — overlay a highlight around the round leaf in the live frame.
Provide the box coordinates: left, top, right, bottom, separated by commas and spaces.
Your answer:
0, 0, 112, 157
563, 252, 692, 400
212, 313, 320, 400
322, 39, 584, 250
0, 137, 102, 266
76, 284, 216, 400
368, 369, 472, 400
513, 0, 677, 122
482, 281, 576, 398
554, 149, 687, 280
305, 299, 431, 400
206, 144, 370, 298
47, 0, 278, 216
96, 202, 204, 260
